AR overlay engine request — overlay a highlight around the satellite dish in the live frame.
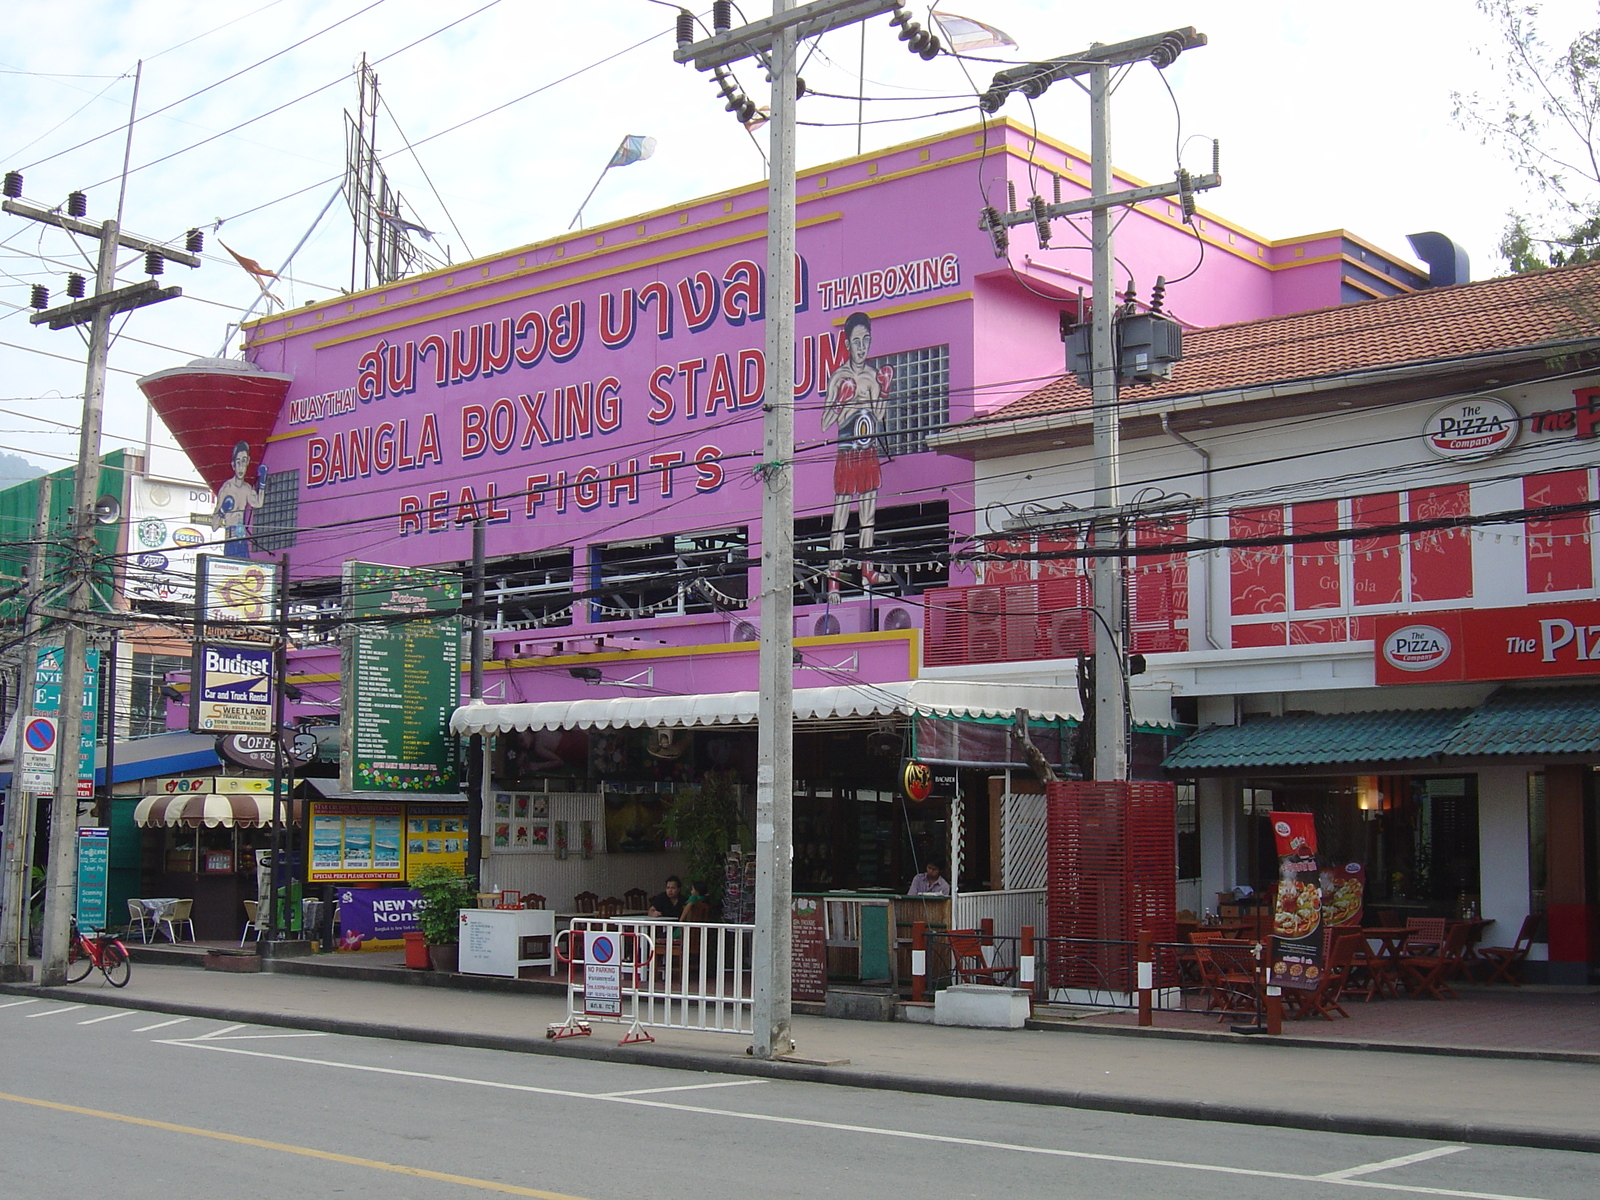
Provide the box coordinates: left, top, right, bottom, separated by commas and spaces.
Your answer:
93, 494, 121, 524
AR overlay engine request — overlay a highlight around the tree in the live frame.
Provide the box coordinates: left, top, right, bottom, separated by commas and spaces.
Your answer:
1453, 2, 1600, 272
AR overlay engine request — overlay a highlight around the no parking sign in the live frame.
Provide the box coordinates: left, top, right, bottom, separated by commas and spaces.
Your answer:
584, 932, 622, 1016
19, 716, 57, 790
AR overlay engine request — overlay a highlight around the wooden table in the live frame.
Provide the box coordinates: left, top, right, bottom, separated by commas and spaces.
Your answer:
1354, 927, 1412, 999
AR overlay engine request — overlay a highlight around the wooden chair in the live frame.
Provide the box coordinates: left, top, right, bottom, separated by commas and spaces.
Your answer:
240, 899, 262, 946
521, 893, 546, 910
1397, 922, 1472, 999
160, 898, 195, 943
623, 887, 649, 913
1477, 914, 1543, 986
126, 900, 154, 944
1195, 939, 1259, 1017
1336, 929, 1385, 1002
1404, 917, 1446, 954
947, 928, 1015, 986
1288, 934, 1358, 1020
596, 896, 624, 918
573, 891, 599, 914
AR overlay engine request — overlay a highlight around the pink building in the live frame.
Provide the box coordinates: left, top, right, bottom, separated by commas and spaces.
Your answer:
141, 118, 1441, 904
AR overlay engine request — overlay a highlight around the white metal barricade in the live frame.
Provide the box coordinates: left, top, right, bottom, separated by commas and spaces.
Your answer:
549, 917, 754, 1045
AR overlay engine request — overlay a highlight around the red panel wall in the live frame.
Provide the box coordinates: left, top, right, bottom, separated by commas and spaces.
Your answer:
1524, 469, 1593, 594
1351, 491, 1403, 607
1407, 485, 1473, 602
1230, 507, 1286, 647
1291, 500, 1342, 610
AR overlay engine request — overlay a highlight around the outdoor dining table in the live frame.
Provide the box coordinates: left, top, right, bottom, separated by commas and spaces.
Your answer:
1355, 927, 1413, 999
128, 897, 183, 943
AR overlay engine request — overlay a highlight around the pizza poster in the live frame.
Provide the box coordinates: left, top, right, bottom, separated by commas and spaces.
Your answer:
1268, 812, 1324, 992
1321, 863, 1365, 928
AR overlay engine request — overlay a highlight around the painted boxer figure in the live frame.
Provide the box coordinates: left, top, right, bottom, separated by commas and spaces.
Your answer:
821, 311, 894, 594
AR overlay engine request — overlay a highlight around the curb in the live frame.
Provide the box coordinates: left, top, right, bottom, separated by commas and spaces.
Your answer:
1025, 1014, 1600, 1066
4, 980, 1597, 1155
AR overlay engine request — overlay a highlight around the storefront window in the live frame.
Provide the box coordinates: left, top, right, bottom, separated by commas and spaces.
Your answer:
128, 652, 188, 738
1175, 782, 1200, 881
1243, 773, 1479, 914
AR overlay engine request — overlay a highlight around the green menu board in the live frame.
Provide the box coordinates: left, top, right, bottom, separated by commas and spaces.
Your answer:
341, 562, 462, 792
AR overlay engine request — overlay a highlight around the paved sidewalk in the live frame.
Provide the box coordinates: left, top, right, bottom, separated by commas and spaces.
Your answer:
4, 962, 1597, 1154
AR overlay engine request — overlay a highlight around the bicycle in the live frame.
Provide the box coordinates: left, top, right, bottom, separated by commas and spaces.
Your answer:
65, 921, 131, 988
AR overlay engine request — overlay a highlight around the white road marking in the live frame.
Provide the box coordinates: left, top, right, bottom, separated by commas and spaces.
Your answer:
1323, 1146, 1471, 1180
598, 1079, 769, 1097
78, 1011, 134, 1025
186, 1024, 247, 1041
0, 999, 41, 1009
133, 1017, 190, 1032
162, 1041, 1542, 1200
25, 1005, 84, 1019
195, 1033, 329, 1041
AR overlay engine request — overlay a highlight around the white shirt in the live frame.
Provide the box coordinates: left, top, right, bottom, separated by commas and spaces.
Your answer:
909, 872, 949, 896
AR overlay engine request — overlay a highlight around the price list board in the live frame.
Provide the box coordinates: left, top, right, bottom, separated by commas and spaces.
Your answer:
341, 562, 462, 793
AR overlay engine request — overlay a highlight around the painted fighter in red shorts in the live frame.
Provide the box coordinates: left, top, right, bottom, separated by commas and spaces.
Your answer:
821, 311, 894, 594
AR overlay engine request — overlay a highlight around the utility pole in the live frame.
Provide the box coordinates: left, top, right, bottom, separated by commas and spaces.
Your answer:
466, 518, 486, 887
675, 0, 906, 1060
978, 30, 1216, 780
3, 182, 199, 984
0, 478, 52, 981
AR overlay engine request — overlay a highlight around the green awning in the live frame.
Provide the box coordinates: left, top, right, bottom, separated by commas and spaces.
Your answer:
1440, 684, 1600, 758
1162, 708, 1470, 773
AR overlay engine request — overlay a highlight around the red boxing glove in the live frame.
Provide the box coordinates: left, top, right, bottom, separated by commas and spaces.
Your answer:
835, 377, 857, 405
876, 365, 894, 395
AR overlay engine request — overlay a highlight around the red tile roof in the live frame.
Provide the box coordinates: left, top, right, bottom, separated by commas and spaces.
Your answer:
962, 259, 1600, 428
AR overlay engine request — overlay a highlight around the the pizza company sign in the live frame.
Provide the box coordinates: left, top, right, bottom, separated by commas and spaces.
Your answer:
1375, 600, 1600, 684
1423, 397, 1519, 460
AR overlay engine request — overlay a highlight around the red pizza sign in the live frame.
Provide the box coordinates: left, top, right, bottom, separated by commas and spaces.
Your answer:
1374, 600, 1600, 684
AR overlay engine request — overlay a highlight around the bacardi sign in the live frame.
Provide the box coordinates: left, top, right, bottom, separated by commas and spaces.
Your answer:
1374, 600, 1600, 684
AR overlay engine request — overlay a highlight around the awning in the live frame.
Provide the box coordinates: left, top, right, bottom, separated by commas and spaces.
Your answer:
1162, 707, 1471, 773
451, 679, 1179, 735
96, 731, 222, 785
134, 793, 303, 828
1439, 684, 1600, 757
303, 778, 468, 804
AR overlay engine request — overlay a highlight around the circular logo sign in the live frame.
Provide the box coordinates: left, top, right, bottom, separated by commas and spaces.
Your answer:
1382, 624, 1452, 672
136, 551, 169, 571
590, 935, 615, 964
1423, 396, 1519, 460
137, 518, 167, 548
903, 760, 933, 803
1273, 820, 1291, 838
24, 718, 55, 752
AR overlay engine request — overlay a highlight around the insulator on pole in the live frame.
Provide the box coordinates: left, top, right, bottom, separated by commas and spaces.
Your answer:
186, 228, 204, 253
1031, 195, 1051, 248
676, 8, 695, 46
29, 284, 49, 310
66, 191, 88, 217
2, 171, 21, 199
66, 273, 86, 299
144, 249, 164, 276
713, 0, 731, 34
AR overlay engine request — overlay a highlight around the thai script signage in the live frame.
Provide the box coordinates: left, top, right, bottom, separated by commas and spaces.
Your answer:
1375, 599, 1600, 684
341, 561, 461, 792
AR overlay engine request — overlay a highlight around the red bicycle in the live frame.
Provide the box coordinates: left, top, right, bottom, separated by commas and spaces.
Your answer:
65, 921, 131, 988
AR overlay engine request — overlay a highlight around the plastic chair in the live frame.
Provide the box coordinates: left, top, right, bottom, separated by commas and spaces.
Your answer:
1477, 913, 1543, 986
126, 899, 154, 944
160, 898, 195, 943
240, 899, 262, 946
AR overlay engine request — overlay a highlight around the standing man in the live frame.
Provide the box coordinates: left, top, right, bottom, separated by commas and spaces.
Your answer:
821, 311, 894, 593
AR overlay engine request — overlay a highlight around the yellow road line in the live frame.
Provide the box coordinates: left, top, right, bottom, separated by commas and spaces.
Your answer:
0, 1090, 593, 1200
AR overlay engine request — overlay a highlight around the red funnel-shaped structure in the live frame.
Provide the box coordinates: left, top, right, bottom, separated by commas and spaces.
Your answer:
136, 358, 293, 492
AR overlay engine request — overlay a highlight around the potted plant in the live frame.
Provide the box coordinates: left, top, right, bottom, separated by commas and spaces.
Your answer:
413, 864, 474, 972
663, 771, 747, 911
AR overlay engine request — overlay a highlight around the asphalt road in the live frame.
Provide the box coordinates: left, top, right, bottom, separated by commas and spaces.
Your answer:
0, 995, 1593, 1200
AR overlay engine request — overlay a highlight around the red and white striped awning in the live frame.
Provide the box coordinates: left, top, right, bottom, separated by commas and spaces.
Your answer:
133, 793, 303, 828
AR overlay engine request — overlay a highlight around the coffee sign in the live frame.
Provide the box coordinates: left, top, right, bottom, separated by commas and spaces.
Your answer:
1422, 396, 1519, 461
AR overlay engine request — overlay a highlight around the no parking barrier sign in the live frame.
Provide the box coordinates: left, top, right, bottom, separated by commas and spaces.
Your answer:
19, 715, 57, 790
584, 932, 622, 1016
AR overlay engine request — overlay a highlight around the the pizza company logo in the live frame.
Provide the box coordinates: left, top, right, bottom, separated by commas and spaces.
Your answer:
1422, 397, 1519, 460
1382, 624, 1452, 672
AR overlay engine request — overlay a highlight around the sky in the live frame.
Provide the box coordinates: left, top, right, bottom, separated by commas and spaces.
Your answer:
0, 0, 1590, 483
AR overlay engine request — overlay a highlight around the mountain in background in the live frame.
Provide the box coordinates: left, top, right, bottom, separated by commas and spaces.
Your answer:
0, 451, 46, 490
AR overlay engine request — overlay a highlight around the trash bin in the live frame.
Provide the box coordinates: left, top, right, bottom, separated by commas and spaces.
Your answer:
403, 930, 430, 969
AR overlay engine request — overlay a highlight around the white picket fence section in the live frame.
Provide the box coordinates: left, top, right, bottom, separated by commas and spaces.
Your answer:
1000, 790, 1048, 889
555, 917, 754, 1040
951, 888, 1047, 943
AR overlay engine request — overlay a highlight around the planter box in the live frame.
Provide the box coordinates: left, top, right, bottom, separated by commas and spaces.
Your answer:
933, 984, 1032, 1029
